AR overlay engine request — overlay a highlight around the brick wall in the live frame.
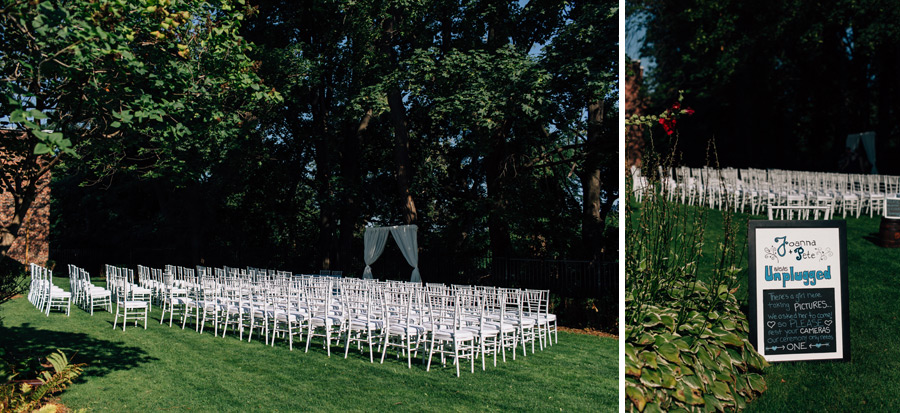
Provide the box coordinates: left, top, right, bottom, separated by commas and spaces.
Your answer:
626, 60, 646, 168
1, 130, 51, 266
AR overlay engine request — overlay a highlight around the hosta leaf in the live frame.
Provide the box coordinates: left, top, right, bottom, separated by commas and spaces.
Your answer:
719, 332, 744, 347
654, 332, 676, 348
636, 333, 655, 346
682, 374, 703, 390
642, 312, 661, 327
672, 337, 691, 350
673, 381, 705, 405
657, 342, 682, 364
659, 371, 677, 389
703, 394, 724, 412
719, 318, 736, 330
746, 373, 767, 393
724, 348, 742, 367
660, 314, 676, 331
626, 341, 638, 360
643, 402, 664, 413
711, 381, 734, 402
625, 383, 648, 412
735, 392, 747, 409
626, 362, 642, 378
639, 350, 659, 369
640, 367, 662, 387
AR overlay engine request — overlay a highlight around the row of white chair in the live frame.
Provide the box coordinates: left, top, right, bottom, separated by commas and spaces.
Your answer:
27, 263, 71, 316
68, 265, 112, 315
632, 166, 900, 220
105, 265, 151, 330
24, 262, 559, 377
126, 264, 558, 377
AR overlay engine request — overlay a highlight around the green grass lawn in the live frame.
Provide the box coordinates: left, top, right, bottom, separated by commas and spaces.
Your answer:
1, 292, 616, 412
687, 208, 900, 411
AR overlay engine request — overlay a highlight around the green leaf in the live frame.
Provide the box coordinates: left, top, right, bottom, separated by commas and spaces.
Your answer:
657, 342, 682, 365
9, 109, 26, 122
34, 143, 53, 155
639, 350, 658, 369
673, 381, 705, 405
48, 132, 64, 145
639, 367, 662, 388
703, 394, 724, 412
625, 383, 648, 412
711, 381, 734, 402
659, 314, 676, 331
28, 109, 49, 120
746, 373, 767, 393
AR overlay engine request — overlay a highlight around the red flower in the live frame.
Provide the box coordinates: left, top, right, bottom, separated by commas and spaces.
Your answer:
659, 117, 676, 135
672, 101, 681, 110
684, 107, 695, 115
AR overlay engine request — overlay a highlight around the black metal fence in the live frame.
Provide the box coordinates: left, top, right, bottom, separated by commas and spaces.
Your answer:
418, 256, 617, 299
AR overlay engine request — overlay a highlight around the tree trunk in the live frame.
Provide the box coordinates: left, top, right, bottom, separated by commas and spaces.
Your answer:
337, 109, 372, 271
388, 89, 418, 225
484, 123, 513, 259
380, 12, 419, 226
311, 84, 337, 270
186, 183, 204, 265
580, 100, 606, 261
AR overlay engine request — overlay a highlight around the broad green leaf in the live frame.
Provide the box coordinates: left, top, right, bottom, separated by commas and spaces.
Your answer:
34, 143, 53, 155
657, 342, 681, 364
746, 373, 767, 393
625, 384, 648, 412
9, 109, 26, 122
711, 381, 734, 402
28, 108, 49, 120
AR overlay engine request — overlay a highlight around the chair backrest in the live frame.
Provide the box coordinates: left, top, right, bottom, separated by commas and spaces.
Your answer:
427, 292, 460, 331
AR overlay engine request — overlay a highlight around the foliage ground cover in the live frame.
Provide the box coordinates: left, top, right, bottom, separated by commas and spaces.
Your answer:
626, 181, 767, 411
671, 206, 900, 411
0, 289, 616, 411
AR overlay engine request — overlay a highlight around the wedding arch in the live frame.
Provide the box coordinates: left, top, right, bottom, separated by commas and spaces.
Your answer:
362, 224, 421, 282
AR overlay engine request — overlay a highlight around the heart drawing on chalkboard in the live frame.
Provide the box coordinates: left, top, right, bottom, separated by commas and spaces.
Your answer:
767, 321, 776, 328
825, 320, 833, 326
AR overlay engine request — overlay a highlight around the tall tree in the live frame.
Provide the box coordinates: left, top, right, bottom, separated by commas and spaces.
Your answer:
631, 0, 900, 173
0, 0, 278, 260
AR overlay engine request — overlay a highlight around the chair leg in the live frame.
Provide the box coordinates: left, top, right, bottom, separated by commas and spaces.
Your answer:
426, 337, 436, 372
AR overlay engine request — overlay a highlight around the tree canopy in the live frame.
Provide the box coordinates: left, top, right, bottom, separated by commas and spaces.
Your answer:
3, 0, 619, 281
1, 0, 278, 265
629, 0, 900, 174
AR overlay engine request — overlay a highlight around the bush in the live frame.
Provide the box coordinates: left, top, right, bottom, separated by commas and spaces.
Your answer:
625, 281, 768, 411
0, 349, 85, 413
0, 257, 26, 317
625, 99, 767, 411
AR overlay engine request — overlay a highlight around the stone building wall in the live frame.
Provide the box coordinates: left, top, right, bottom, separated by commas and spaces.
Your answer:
1, 130, 51, 266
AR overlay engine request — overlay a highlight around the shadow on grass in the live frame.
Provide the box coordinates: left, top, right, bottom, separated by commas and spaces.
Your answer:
863, 232, 882, 247
0, 322, 157, 383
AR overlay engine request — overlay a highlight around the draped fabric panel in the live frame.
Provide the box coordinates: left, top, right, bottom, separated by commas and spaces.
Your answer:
390, 225, 420, 282
362, 227, 391, 279
847, 131, 878, 174
860, 132, 877, 174
362, 225, 420, 282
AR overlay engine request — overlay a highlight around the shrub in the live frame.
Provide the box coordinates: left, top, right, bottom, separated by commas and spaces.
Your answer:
625, 281, 768, 411
625, 97, 767, 411
0, 349, 85, 412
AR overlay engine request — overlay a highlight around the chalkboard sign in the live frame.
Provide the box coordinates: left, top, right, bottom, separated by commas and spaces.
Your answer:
748, 220, 850, 362
885, 197, 900, 219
